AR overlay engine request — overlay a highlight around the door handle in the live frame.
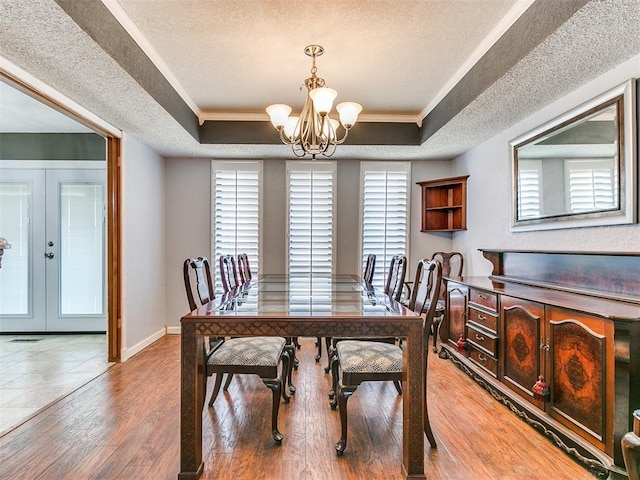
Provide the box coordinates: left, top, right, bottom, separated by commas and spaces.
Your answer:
44, 252, 54, 259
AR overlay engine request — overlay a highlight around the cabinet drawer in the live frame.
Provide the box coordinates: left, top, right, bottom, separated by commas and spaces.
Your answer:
468, 345, 498, 377
466, 323, 497, 356
469, 289, 497, 311
468, 306, 498, 332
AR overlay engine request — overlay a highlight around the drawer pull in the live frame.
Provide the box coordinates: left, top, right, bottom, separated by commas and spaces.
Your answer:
478, 353, 488, 363
475, 333, 485, 341
479, 294, 488, 300
478, 314, 487, 321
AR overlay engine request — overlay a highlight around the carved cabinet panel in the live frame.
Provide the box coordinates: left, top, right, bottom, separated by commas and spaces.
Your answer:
501, 296, 544, 409
547, 306, 614, 455
445, 281, 467, 349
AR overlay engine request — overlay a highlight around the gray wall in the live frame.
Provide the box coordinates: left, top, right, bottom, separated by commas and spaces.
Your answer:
164, 157, 453, 329
121, 135, 167, 358
451, 52, 640, 276
0, 133, 105, 160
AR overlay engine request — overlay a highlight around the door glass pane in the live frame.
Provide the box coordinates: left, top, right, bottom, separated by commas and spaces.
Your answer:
60, 183, 104, 315
0, 183, 30, 315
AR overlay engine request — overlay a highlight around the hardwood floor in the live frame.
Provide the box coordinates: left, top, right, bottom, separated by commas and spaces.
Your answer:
0, 336, 597, 479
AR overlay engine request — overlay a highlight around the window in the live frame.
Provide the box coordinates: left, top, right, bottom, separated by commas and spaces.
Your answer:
360, 162, 409, 289
211, 162, 261, 295
287, 162, 335, 275
517, 160, 542, 219
566, 159, 617, 213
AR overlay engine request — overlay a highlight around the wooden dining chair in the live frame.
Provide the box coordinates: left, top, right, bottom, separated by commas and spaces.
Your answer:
183, 256, 294, 443
384, 254, 407, 301
323, 254, 406, 374
314, 254, 378, 364
237, 253, 252, 283
219, 254, 240, 292
430, 251, 463, 353
330, 258, 442, 455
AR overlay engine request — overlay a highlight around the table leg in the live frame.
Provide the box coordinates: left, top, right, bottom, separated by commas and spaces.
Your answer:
179, 324, 204, 479
402, 322, 426, 479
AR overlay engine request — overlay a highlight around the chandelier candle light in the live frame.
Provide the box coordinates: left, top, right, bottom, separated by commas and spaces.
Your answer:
266, 45, 362, 159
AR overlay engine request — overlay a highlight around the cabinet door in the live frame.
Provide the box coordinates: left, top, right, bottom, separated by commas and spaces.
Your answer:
445, 282, 467, 349
501, 296, 544, 408
546, 306, 614, 454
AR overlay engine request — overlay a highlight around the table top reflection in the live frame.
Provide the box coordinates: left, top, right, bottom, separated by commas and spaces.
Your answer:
183, 274, 411, 319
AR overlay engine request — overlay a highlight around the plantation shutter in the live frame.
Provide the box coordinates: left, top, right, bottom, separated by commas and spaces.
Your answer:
212, 162, 260, 295
517, 160, 542, 219
361, 162, 409, 289
567, 160, 617, 213
287, 162, 335, 275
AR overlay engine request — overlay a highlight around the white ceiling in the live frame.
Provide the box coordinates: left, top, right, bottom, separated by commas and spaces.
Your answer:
0, 0, 639, 160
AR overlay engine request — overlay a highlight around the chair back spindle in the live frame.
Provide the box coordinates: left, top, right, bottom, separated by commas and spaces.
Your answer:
430, 251, 463, 301
183, 257, 214, 310
384, 255, 407, 302
363, 254, 376, 284
219, 254, 240, 292
237, 253, 252, 283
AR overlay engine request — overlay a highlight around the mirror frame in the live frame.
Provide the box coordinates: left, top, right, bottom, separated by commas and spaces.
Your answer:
510, 79, 637, 231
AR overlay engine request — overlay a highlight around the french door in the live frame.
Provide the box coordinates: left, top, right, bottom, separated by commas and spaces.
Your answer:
0, 168, 106, 332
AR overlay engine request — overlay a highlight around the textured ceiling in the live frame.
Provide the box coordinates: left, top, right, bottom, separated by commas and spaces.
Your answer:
112, 0, 519, 118
0, 0, 639, 161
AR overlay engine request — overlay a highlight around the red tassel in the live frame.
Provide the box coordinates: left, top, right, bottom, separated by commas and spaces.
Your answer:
457, 334, 467, 352
532, 375, 550, 401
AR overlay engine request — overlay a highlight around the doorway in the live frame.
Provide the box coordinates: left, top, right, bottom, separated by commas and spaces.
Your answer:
0, 167, 106, 332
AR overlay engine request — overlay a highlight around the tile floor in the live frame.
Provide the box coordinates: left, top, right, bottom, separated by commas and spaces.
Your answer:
0, 334, 111, 436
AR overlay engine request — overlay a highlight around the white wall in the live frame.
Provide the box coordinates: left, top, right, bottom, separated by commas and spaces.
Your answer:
120, 135, 167, 359
450, 53, 640, 276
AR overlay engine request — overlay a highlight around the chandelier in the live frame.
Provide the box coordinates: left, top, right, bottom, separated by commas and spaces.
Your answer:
266, 45, 362, 159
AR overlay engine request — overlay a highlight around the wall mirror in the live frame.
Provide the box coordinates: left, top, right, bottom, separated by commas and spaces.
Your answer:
510, 79, 636, 231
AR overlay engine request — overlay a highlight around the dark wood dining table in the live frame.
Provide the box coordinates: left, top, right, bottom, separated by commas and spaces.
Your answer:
179, 274, 427, 479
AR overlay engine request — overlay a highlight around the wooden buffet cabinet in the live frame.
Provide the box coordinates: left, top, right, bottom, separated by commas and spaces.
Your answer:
441, 250, 640, 479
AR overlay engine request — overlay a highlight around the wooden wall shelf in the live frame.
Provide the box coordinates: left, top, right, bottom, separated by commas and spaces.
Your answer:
417, 175, 469, 232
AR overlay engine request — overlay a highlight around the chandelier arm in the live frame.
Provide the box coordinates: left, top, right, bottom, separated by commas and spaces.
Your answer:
334, 127, 351, 145
278, 127, 295, 146
321, 140, 337, 158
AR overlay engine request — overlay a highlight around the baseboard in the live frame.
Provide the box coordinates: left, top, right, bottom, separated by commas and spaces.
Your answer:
120, 328, 166, 361
166, 326, 181, 335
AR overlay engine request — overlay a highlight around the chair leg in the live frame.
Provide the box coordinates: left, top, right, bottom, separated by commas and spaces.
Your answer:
208, 373, 224, 407
284, 343, 297, 394
424, 355, 437, 449
424, 411, 437, 449
223, 373, 233, 391
281, 352, 291, 404
329, 353, 339, 405
432, 314, 444, 353
335, 383, 356, 455
315, 336, 323, 362
262, 377, 284, 444
393, 380, 403, 395
286, 337, 299, 371
324, 337, 334, 373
